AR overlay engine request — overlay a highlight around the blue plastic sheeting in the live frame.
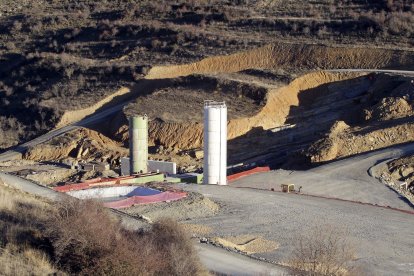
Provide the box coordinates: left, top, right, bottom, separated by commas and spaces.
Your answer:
126, 187, 161, 197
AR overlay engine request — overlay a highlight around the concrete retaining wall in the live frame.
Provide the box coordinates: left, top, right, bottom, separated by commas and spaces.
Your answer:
121, 157, 176, 175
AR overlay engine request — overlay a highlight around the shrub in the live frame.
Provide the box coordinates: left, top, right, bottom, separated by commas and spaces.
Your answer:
288, 224, 355, 276
145, 218, 207, 276
45, 198, 206, 275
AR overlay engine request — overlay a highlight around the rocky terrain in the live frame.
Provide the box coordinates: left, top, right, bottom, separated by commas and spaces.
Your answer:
1, 0, 414, 151
384, 155, 414, 200
1, 0, 414, 177
304, 74, 414, 164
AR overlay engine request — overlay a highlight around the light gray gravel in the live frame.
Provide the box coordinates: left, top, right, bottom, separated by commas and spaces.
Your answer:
179, 183, 414, 275
232, 143, 414, 210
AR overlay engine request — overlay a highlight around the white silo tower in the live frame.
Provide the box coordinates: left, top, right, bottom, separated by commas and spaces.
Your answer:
203, 101, 227, 185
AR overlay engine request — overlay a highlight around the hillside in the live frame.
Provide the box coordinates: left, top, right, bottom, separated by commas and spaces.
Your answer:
0, 178, 205, 275
1, 0, 414, 150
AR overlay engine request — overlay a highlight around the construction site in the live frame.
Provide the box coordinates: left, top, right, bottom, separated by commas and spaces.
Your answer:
1, 0, 414, 275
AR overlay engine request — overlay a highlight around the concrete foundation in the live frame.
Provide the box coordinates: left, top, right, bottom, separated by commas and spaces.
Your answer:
121, 157, 177, 175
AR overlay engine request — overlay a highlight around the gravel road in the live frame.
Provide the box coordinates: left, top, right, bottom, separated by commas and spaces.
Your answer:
233, 143, 414, 210
179, 183, 414, 275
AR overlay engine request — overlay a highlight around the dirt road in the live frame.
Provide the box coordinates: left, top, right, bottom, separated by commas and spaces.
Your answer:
179, 182, 414, 275
175, 142, 414, 275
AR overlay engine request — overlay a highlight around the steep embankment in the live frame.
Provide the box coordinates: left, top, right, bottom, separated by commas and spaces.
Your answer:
307, 120, 414, 163
133, 42, 414, 151
145, 43, 414, 79
24, 128, 127, 163
54, 87, 131, 128
114, 71, 363, 150
58, 43, 414, 149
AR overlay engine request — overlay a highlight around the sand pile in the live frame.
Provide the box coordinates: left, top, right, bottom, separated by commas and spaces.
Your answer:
212, 234, 278, 254
24, 128, 127, 163
307, 120, 414, 163
328, 121, 350, 137
181, 224, 213, 236
364, 97, 412, 121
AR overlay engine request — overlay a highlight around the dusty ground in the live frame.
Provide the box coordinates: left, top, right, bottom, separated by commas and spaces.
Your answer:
176, 183, 414, 275
123, 191, 220, 222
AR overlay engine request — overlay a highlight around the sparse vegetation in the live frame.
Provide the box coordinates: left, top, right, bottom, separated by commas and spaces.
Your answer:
0, 182, 206, 276
288, 225, 356, 276
0, 0, 413, 151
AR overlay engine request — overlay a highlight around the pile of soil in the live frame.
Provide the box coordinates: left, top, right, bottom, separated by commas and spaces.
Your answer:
24, 128, 127, 165
387, 155, 414, 194
212, 234, 279, 255
306, 120, 414, 163
123, 192, 220, 222
364, 97, 413, 122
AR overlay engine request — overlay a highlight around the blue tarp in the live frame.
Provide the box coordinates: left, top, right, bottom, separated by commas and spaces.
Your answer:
126, 187, 161, 197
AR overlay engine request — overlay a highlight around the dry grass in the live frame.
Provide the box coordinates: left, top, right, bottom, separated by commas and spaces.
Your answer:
288, 224, 356, 276
0, 181, 206, 275
0, 183, 62, 275
0, 244, 62, 276
45, 197, 207, 275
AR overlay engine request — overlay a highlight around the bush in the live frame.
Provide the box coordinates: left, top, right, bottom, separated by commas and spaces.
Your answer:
146, 218, 206, 276
288, 224, 356, 276
45, 198, 206, 275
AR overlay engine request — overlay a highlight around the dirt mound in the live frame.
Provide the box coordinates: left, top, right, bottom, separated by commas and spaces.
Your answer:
364, 97, 413, 121
181, 224, 213, 236
123, 192, 219, 221
24, 128, 127, 163
146, 43, 414, 79
328, 121, 350, 137
307, 120, 414, 163
212, 235, 278, 255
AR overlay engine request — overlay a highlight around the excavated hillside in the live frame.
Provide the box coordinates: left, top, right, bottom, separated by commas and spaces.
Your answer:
146, 43, 414, 80
21, 67, 414, 172
2, 0, 414, 152
305, 74, 414, 164
104, 71, 363, 152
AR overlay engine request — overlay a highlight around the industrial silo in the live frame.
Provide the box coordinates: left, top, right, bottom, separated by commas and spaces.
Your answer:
203, 101, 227, 185
129, 115, 148, 175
